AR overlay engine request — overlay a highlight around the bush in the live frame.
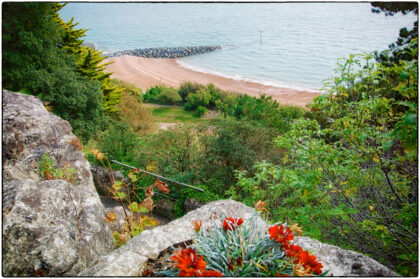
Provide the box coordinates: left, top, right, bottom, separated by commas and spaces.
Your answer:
195, 106, 207, 117
117, 92, 156, 135
178, 81, 201, 101
98, 120, 143, 164
143, 85, 164, 103
157, 87, 182, 105
185, 88, 212, 110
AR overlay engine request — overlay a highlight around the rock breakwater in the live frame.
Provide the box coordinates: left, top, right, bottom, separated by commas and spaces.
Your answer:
109, 45, 221, 58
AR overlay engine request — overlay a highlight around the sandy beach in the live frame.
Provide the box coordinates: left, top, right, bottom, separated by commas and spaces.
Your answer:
104, 55, 320, 107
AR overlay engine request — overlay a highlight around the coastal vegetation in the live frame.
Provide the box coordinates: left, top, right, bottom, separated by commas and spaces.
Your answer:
2, 2, 417, 276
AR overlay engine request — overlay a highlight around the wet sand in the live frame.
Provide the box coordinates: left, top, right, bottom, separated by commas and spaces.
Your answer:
104, 55, 320, 107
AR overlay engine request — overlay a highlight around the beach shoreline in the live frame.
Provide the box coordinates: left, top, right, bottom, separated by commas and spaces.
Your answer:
104, 55, 321, 107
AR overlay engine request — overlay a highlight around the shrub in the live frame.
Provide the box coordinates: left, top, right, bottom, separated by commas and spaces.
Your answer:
195, 106, 207, 117
184, 88, 212, 110
143, 85, 164, 102
117, 93, 156, 135
157, 87, 182, 105
98, 120, 143, 164
178, 81, 201, 101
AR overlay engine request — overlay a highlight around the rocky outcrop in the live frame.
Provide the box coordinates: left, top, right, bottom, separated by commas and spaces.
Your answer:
2, 90, 115, 276
90, 165, 126, 196
109, 45, 221, 58
78, 200, 398, 276
183, 197, 205, 212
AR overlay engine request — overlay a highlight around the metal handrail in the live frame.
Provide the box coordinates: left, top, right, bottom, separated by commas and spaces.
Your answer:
109, 159, 204, 192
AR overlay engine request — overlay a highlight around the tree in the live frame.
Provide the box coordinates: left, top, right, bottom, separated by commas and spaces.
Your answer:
2, 2, 104, 140
52, 3, 123, 114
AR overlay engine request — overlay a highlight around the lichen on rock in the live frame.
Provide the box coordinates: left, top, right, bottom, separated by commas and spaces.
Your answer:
2, 90, 115, 276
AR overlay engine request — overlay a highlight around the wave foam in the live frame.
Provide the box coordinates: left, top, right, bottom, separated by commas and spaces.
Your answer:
176, 59, 320, 93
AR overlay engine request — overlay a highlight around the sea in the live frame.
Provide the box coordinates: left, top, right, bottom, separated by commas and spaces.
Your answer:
60, 3, 417, 91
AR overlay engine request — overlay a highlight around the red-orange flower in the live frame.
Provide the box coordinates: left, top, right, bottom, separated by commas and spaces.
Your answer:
268, 225, 294, 246
275, 274, 290, 277
192, 220, 202, 232
170, 248, 207, 276
223, 217, 244, 231
285, 243, 303, 259
294, 250, 323, 275
201, 270, 223, 277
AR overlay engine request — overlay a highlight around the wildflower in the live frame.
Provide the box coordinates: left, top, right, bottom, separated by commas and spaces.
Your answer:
236, 257, 243, 267
170, 248, 207, 276
228, 263, 234, 271
293, 262, 312, 277
254, 200, 267, 212
285, 243, 303, 259
294, 251, 323, 275
290, 223, 303, 236
268, 224, 294, 246
275, 274, 290, 277
192, 220, 202, 232
223, 217, 244, 231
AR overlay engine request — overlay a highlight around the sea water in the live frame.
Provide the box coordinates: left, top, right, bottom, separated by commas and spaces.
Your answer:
60, 3, 416, 91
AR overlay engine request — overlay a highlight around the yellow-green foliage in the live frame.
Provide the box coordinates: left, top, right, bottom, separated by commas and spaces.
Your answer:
117, 92, 156, 135
52, 3, 122, 114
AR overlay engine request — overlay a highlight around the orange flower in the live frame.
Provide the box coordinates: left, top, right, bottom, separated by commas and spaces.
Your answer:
192, 220, 202, 232
289, 223, 304, 236
285, 243, 303, 259
293, 263, 312, 277
254, 200, 267, 212
223, 217, 244, 231
268, 225, 294, 246
294, 251, 323, 275
170, 248, 207, 276
201, 270, 223, 277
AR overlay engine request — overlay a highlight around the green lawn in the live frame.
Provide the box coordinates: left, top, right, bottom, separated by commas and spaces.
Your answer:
144, 104, 203, 123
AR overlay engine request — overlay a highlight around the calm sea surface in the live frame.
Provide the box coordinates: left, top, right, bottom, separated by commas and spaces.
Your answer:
60, 3, 416, 90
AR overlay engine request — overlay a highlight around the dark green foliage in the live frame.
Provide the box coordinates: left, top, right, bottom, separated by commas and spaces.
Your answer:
196, 106, 208, 117
52, 3, 122, 114
221, 94, 304, 132
143, 85, 164, 103
178, 81, 201, 102
233, 29, 418, 275
98, 120, 143, 164
2, 2, 104, 140
371, 2, 418, 15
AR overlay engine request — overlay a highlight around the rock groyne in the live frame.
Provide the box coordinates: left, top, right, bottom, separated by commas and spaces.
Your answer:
109, 45, 222, 58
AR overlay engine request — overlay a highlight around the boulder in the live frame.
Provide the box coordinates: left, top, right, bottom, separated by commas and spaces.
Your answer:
183, 197, 205, 212
90, 165, 126, 197
78, 199, 398, 276
154, 198, 176, 220
2, 90, 115, 276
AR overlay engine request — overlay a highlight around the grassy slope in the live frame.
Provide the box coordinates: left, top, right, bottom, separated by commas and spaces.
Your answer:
144, 103, 214, 123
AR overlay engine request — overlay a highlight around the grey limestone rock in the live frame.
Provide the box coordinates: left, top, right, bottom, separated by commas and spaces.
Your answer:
183, 197, 205, 212
90, 165, 126, 196
2, 90, 115, 276
79, 199, 398, 277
